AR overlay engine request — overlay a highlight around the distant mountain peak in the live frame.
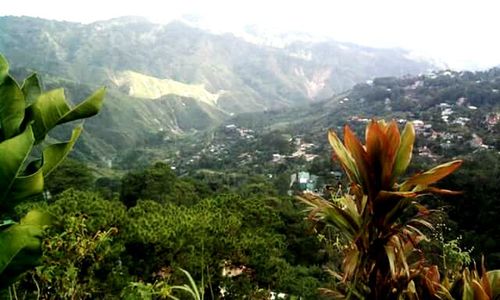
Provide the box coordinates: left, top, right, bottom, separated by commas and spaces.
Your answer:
94, 16, 151, 24
0, 15, 439, 113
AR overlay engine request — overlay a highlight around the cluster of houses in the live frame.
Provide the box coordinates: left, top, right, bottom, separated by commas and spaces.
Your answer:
347, 93, 498, 157
224, 124, 255, 139
272, 137, 318, 163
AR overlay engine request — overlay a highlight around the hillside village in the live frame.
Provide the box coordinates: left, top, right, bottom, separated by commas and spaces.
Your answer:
163, 69, 500, 200
2, 8, 500, 299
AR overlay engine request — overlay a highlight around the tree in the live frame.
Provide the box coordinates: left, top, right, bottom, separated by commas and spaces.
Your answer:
300, 120, 463, 299
44, 159, 95, 196
19, 190, 128, 299
0, 53, 105, 288
120, 162, 203, 207
120, 162, 177, 207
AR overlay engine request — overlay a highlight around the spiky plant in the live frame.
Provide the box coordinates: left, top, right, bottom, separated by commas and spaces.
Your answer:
170, 268, 205, 300
299, 120, 462, 299
446, 258, 500, 300
0, 54, 105, 288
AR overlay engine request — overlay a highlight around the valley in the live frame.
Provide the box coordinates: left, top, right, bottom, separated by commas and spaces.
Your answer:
1, 13, 499, 300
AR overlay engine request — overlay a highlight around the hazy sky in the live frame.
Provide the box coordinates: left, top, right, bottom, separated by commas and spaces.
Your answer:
3, 0, 500, 70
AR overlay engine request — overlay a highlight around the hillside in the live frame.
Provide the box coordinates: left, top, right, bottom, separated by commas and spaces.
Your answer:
6, 69, 227, 163
166, 69, 500, 267
0, 16, 440, 161
0, 16, 436, 113
108, 70, 221, 106
187, 69, 500, 173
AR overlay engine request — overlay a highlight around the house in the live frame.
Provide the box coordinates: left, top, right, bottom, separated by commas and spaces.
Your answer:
330, 171, 343, 180
470, 134, 484, 148
485, 113, 500, 129
290, 171, 319, 193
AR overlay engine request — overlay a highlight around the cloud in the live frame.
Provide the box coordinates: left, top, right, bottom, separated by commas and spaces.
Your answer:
3, 0, 500, 69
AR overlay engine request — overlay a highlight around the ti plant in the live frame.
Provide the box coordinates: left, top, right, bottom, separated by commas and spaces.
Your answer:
0, 54, 105, 288
299, 120, 463, 299
446, 258, 500, 300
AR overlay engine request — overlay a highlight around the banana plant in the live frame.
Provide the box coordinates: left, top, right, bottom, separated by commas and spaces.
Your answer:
0, 53, 105, 288
299, 120, 462, 299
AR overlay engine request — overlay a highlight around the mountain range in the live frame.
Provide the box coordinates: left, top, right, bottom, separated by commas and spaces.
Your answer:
0, 15, 438, 161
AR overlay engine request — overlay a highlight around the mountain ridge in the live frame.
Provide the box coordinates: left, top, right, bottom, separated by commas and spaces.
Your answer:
0, 16, 437, 109
0, 15, 440, 162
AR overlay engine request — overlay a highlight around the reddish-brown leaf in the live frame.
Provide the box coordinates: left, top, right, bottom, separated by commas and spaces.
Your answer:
365, 120, 386, 184
374, 190, 416, 214
420, 186, 463, 196
365, 119, 385, 161
471, 279, 490, 300
425, 265, 441, 294
382, 121, 401, 187
481, 257, 492, 298
344, 125, 372, 195
401, 160, 462, 191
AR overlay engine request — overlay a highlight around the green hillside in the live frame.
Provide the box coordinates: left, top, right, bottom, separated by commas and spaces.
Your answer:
0, 16, 436, 113
0, 16, 439, 162
108, 70, 222, 106
179, 69, 500, 268
14, 72, 227, 163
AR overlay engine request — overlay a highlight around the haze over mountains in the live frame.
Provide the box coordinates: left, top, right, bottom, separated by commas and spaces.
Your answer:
0, 16, 436, 106
0, 15, 438, 160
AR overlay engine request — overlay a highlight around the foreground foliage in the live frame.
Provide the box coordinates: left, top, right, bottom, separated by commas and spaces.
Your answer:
15, 173, 324, 299
300, 120, 468, 298
0, 53, 104, 288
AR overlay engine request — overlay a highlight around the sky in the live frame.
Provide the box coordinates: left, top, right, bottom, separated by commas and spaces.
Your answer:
2, 0, 500, 70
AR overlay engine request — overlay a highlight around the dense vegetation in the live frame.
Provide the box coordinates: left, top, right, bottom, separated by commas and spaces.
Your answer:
0, 48, 499, 299
172, 69, 500, 271
9, 163, 329, 298
0, 53, 104, 294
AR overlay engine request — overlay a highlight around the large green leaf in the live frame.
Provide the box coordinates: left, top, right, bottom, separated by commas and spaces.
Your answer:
6, 126, 83, 202
30, 87, 105, 143
21, 73, 42, 106
0, 210, 51, 288
0, 125, 35, 203
31, 88, 71, 143
57, 87, 106, 124
8, 168, 44, 201
20, 210, 52, 226
0, 75, 25, 139
0, 53, 105, 289
0, 54, 8, 84
41, 126, 82, 176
